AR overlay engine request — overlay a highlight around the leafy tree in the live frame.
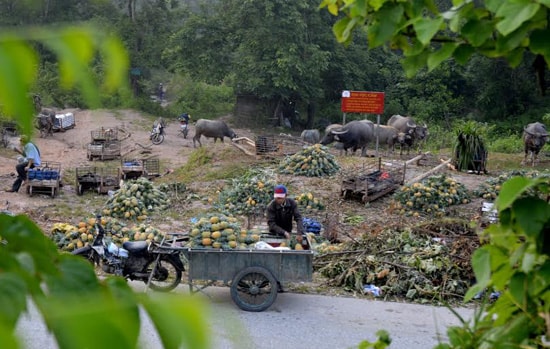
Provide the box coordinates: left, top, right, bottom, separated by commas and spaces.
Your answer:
0, 24, 208, 348
320, 0, 550, 95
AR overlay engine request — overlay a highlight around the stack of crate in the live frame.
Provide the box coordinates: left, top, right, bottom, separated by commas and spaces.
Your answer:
87, 127, 121, 161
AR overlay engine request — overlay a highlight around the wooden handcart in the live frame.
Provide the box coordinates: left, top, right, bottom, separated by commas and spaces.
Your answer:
121, 157, 159, 180
87, 140, 121, 161
341, 158, 406, 203
76, 166, 120, 195
26, 161, 61, 198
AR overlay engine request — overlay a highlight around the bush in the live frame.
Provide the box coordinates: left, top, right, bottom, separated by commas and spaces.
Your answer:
487, 134, 523, 153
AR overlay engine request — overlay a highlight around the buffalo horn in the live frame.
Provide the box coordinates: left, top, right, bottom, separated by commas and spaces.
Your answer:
406, 121, 417, 128
331, 129, 349, 135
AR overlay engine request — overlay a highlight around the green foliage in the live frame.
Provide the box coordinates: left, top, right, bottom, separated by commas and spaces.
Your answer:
0, 25, 128, 134
452, 121, 489, 172
0, 214, 209, 349
487, 134, 523, 153
214, 168, 278, 216
165, 75, 235, 119
0, 22, 209, 349
441, 177, 550, 348
320, 0, 550, 77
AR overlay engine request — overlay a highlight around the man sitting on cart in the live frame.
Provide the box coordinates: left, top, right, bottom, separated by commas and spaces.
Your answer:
6, 135, 41, 193
266, 184, 304, 244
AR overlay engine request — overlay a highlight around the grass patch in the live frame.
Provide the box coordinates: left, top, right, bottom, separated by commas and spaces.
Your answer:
167, 146, 254, 183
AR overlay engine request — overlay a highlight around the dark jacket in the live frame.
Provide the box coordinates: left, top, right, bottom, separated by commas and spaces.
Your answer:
266, 198, 303, 237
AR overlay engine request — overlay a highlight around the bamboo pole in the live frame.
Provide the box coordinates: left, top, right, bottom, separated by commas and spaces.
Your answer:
405, 158, 452, 185
405, 152, 430, 166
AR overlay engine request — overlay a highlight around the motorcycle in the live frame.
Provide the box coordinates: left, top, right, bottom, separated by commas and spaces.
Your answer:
72, 215, 184, 291
150, 121, 165, 145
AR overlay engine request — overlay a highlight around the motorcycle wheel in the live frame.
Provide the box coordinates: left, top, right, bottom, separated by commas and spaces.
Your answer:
143, 257, 182, 291
151, 133, 164, 145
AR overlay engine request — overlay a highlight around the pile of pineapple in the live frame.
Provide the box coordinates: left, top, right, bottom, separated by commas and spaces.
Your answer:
294, 191, 325, 211
474, 170, 550, 201
278, 144, 340, 177
392, 174, 471, 217
214, 169, 277, 216
103, 177, 170, 220
50, 216, 165, 252
187, 213, 261, 249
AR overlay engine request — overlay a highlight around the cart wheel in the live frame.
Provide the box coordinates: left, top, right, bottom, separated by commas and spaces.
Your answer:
77, 184, 83, 196
28, 186, 33, 197
230, 266, 278, 312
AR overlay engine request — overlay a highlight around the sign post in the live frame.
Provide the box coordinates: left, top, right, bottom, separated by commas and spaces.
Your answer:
341, 91, 385, 157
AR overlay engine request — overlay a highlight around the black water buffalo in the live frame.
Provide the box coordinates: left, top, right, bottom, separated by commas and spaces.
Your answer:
300, 129, 320, 144
193, 119, 237, 147
522, 122, 548, 166
387, 115, 428, 151
320, 120, 374, 157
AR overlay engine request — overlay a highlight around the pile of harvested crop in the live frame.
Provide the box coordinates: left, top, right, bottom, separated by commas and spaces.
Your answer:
214, 169, 277, 216
314, 219, 478, 304
278, 144, 339, 177
392, 174, 471, 217
103, 177, 170, 220
50, 216, 165, 251
474, 169, 550, 201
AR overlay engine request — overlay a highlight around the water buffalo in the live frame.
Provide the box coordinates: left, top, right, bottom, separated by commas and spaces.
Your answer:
370, 124, 404, 155
320, 120, 374, 157
397, 132, 414, 156
193, 119, 237, 148
300, 129, 320, 144
387, 115, 428, 151
522, 122, 548, 166
35, 109, 55, 138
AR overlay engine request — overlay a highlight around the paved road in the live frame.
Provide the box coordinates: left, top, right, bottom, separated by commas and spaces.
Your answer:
16, 283, 473, 349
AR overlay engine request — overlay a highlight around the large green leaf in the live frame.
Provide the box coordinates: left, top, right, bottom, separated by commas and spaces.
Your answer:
512, 197, 550, 238
0, 323, 19, 349
495, 177, 536, 211
427, 43, 458, 71
43, 292, 140, 349
141, 293, 209, 349
0, 38, 37, 134
464, 248, 492, 301
401, 50, 428, 78
453, 44, 475, 64
413, 16, 444, 46
461, 19, 494, 47
0, 273, 27, 329
508, 273, 527, 309
495, 1, 540, 36
367, 3, 404, 48
333, 17, 353, 43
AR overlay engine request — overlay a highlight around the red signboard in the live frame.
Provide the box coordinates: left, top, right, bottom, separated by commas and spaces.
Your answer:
341, 91, 385, 114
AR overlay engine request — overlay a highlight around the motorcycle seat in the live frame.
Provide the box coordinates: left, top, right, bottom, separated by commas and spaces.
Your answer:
122, 240, 148, 252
